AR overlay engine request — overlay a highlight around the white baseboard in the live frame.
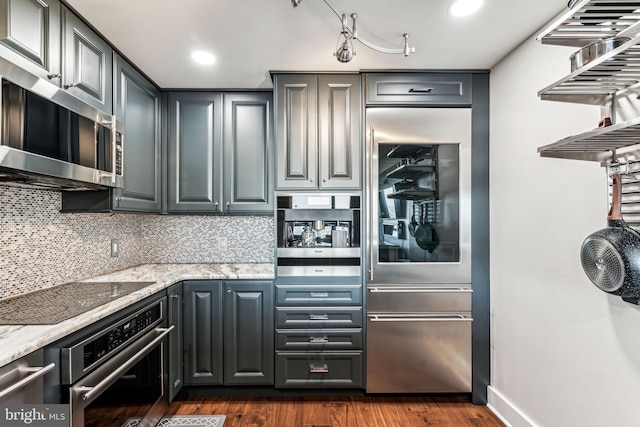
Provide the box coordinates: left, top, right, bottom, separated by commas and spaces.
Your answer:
487, 386, 537, 427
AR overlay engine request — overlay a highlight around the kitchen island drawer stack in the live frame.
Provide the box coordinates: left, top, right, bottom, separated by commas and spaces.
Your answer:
274, 279, 363, 388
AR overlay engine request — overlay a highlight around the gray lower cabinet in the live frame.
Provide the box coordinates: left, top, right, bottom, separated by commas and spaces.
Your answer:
183, 279, 274, 386
224, 281, 274, 385
274, 73, 361, 190
61, 6, 112, 114
183, 280, 224, 386
274, 280, 364, 388
0, 0, 61, 81
167, 282, 183, 401
167, 91, 273, 214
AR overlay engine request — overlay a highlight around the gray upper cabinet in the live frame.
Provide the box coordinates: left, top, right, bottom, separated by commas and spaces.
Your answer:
274, 73, 361, 190
61, 6, 112, 114
223, 93, 274, 213
113, 54, 161, 212
318, 74, 361, 189
274, 74, 317, 189
0, 0, 61, 80
0, 1, 112, 114
364, 73, 472, 106
167, 91, 223, 213
167, 91, 274, 214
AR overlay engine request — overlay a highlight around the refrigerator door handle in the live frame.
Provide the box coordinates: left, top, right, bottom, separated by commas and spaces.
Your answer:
368, 126, 375, 282
368, 287, 472, 293
368, 314, 472, 322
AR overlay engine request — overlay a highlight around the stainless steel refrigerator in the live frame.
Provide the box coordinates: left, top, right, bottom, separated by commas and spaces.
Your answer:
365, 107, 473, 393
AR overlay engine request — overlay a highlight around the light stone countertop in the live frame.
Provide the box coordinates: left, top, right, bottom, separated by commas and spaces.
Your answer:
0, 263, 274, 367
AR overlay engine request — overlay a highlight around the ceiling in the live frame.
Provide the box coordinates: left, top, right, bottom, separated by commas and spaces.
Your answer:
64, 0, 567, 89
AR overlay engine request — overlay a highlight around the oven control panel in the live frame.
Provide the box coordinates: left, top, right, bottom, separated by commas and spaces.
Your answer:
81, 302, 161, 370
60, 297, 166, 385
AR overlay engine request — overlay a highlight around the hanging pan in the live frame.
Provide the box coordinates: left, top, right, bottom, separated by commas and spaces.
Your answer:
580, 173, 640, 304
414, 203, 439, 253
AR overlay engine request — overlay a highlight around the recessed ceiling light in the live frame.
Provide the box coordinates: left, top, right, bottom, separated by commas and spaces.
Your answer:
449, 0, 484, 17
191, 51, 216, 65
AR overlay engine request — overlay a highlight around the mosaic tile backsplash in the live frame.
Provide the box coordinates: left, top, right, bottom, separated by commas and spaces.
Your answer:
0, 185, 274, 299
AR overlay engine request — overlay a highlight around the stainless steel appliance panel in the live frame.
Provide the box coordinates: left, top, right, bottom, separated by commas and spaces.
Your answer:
367, 285, 471, 312
366, 312, 472, 393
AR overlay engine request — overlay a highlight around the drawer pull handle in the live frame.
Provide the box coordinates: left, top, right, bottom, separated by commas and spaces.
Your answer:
408, 87, 433, 93
309, 364, 329, 373
310, 292, 329, 298
310, 336, 329, 343
309, 314, 329, 321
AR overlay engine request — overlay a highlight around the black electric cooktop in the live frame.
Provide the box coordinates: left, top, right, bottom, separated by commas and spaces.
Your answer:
0, 282, 155, 325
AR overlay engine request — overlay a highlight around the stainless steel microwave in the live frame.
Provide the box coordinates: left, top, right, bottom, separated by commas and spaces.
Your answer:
0, 77, 123, 190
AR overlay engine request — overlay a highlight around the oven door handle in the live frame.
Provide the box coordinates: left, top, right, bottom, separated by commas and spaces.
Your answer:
80, 325, 174, 402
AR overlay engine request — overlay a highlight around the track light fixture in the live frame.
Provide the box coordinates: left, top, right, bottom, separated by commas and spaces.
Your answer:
291, 0, 415, 63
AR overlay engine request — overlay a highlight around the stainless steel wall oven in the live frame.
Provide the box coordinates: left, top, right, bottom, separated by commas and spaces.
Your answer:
44, 295, 172, 427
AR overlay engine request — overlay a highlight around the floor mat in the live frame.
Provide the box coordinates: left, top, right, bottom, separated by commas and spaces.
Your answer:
122, 415, 226, 427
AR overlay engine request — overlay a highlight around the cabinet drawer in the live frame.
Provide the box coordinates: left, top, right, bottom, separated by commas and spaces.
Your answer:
276, 329, 363, 351
275, 307, 362, 329
365, 73, 471, 106
275, 284, 362, 306
367, 286, 471, 313
275, 352, 363, 388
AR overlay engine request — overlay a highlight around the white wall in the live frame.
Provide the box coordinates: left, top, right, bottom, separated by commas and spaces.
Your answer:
489, 34, 640, 427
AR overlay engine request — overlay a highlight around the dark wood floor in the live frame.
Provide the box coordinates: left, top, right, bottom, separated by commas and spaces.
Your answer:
165, 395, 505, 427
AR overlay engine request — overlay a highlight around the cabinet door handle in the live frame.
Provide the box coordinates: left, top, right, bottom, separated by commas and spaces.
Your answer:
310, 336, 329, 343
309, 292, 329, 298
64, 82, 80, 89
309, 364, 329, 373
408, 87, 433, 93
47, 73, 61, 80
309, 314, 329, 321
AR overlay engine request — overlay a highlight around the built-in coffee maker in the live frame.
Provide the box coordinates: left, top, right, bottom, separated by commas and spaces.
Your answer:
276, 193, 361, 276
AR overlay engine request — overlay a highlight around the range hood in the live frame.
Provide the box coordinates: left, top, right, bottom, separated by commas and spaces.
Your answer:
0, 58, 123, 191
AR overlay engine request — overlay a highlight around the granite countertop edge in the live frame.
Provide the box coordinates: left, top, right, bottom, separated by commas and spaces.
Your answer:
0, 263, 274, 367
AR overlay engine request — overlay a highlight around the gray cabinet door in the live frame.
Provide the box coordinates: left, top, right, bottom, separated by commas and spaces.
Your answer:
0, 0, 61, 81
364, 73, 472, 106
224, 280, 274, 385
61, 6, 112, 114
167, 92, 223, 213
167, 282, 183, 402
274, 74, 317, 189
222, 93, 274, 213
113, 54, 161, 212
318, 74, 361, 189
183, 280, 223, 386
275, 74, 361, 190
